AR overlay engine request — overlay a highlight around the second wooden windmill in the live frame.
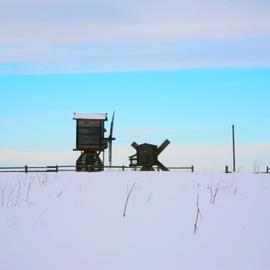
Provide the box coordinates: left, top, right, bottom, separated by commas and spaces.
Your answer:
129, 139, 170, 171
73, 112, 115, 171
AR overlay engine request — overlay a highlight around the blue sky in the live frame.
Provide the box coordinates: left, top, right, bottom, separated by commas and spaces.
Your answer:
1, 68, 270, 149
0, 0, 270, 170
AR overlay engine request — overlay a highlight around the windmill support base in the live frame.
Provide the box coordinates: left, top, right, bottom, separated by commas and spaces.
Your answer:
140, 166, 155, 171
76, 151, 104, 172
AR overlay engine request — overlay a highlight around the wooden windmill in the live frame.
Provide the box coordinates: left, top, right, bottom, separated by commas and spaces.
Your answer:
73, 112, 115, 171
129, 139, 170, 171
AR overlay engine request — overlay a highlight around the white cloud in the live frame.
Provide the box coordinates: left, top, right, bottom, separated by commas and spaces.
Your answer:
0, 0, 270, 73
0, 37, 269, 75
1, 1, 270, 44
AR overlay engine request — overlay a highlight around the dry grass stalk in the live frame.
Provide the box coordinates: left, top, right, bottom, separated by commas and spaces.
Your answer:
194, 194, 202, 235
123, 182, 136, 217
209, 184, 219, 205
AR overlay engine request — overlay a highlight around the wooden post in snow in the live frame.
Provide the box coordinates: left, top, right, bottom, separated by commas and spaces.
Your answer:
232, 125, 236, 173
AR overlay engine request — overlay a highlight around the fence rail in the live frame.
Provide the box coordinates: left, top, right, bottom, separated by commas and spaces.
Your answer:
251, 166, 270, 174
225, 165, 270, 174
0, 165, 194, 173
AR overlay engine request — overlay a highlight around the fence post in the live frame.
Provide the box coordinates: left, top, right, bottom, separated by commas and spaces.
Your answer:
267, 166, 269, 174
25, 165, 28, 173
225, 165, 229, 174
56, 165, 58, 172
122, 166, 125, 171
191, 165, 194, 173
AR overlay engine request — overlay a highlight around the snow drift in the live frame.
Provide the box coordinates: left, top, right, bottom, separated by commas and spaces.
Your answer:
0, 171, 269, 270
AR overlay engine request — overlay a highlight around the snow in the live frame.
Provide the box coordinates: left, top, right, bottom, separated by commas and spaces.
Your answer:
73, 113, 107, 120
0, 171, 269, 270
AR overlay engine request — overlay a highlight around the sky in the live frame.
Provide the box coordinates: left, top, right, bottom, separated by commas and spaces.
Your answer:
0, 0, 270, 171
1, 0, 270, 73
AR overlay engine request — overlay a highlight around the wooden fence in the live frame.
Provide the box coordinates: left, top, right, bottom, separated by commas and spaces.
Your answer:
225, 165, 270, 174
0, 165, 194, 173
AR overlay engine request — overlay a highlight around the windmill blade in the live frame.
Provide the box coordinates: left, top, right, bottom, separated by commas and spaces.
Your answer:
156, 160, 169, 171
157, 139, 170, 155
108, 140, 112, 167
109, 111, 115, 139
131, 142, 138, 149
108, 111, 115, 167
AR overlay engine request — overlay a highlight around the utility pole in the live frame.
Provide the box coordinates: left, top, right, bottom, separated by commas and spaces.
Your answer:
232, 124, 236, 172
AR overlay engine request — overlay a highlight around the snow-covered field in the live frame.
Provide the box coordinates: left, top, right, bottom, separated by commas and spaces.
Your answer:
0, 171, 269, 270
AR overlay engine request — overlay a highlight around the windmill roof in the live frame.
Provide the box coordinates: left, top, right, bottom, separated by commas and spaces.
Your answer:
73, 113, 107, 120
138, 143, 157, 147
